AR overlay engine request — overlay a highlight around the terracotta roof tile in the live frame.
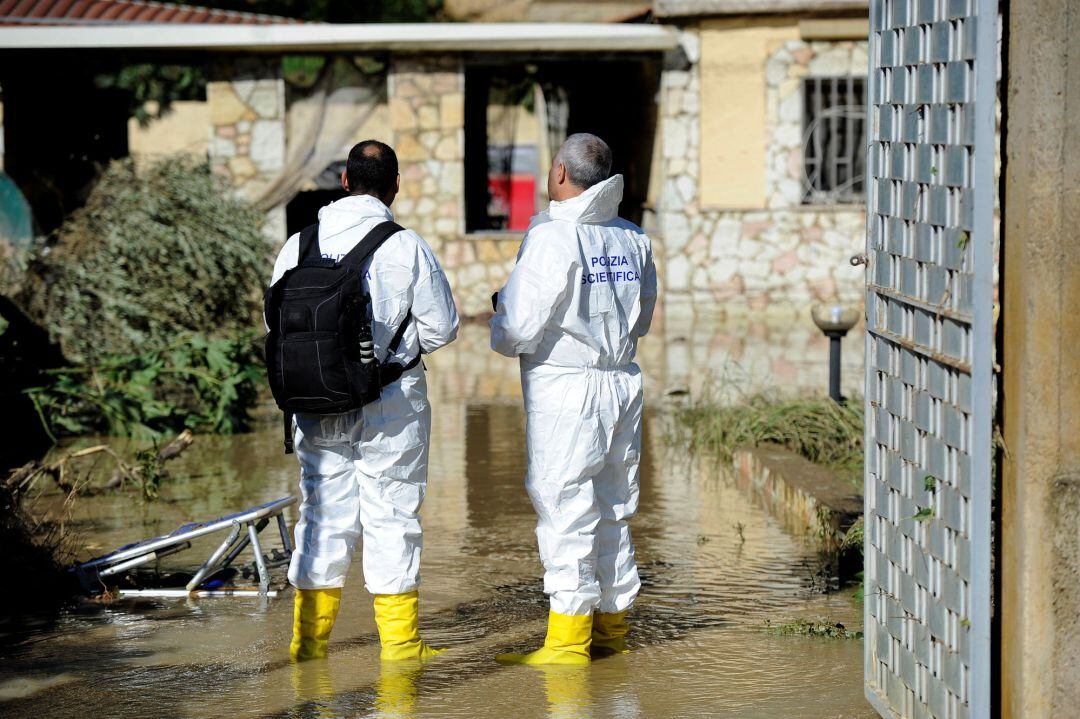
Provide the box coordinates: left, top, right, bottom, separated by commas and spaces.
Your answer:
0, 0, 301, 25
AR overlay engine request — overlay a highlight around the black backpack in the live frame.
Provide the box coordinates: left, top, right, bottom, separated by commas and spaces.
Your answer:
264, 220, 419, 453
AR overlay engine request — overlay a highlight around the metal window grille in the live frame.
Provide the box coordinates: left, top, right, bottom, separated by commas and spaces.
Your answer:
802, 76, 868, 205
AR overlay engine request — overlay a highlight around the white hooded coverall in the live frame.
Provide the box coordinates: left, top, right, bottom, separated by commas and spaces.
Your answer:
489, 174, 657, 616
269, 194, 459, 595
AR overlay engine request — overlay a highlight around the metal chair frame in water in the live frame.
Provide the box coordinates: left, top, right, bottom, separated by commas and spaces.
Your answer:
75, 496, 297, 598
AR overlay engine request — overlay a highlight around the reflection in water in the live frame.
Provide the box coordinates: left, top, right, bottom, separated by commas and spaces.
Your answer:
536, 665, 593, 719
375, 661, 424, 719
652, 308, 865, 402
0, 324, 872, 719
290, 659, 335, 717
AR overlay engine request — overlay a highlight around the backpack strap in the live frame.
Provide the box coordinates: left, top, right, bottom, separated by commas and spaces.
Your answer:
339, 220, 417, 389
340, 220, 404, 270
378, 310, 418, 388
297, 223, 321, 263
386, 311, 411, 358
282, 411, 294, 455
380, 353, 422, 388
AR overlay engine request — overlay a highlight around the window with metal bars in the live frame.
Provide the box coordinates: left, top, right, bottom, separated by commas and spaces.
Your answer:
801, 76, 867, 205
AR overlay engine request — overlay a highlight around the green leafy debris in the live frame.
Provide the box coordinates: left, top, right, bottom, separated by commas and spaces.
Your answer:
22, 156, 267, 365
764, 618, 863, 639
911, 507, 935, 522
25, 332, 263, 439
924, 475, 936, 492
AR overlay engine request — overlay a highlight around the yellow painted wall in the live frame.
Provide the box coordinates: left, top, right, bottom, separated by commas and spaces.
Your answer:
128, 100, 210, 160
698, 18, 799, 209
129, 98, 394, 166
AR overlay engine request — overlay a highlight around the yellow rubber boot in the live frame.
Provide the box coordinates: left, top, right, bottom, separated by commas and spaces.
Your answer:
495, 611, 592, 665
373, 590, 445, 661
290, 588, 342, 662
591, 610, 630, 656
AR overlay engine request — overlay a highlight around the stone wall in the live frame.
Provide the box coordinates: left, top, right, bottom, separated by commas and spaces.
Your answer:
658, 31, 866, 316
387, 56, 520, 318
206, 58, 287, 242
195, 40, 871, 319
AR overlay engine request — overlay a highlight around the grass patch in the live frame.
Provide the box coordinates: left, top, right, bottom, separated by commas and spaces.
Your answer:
764, 618, 863, 639
671, 392, 864, 487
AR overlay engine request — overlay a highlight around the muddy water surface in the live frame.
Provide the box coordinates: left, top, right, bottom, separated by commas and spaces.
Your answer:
0, 322, 872, 719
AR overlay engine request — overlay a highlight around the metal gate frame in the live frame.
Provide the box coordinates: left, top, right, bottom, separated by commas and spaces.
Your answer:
863, 1, 996, 717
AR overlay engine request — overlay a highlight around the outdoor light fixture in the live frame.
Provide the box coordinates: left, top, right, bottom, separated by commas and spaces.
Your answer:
811, 304, 859, 403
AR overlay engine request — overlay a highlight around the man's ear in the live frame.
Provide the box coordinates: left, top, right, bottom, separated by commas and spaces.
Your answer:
555, 162, 567, 186
341, 170, 350, 192
395, 174, 401, 194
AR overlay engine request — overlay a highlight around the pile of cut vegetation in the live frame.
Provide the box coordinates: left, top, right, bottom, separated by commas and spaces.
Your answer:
14, 156, 268, 440
23, 156, 267, 363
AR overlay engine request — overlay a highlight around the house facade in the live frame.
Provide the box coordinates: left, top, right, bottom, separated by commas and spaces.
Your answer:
2, 0, 870, 325
652, 0, 870, 318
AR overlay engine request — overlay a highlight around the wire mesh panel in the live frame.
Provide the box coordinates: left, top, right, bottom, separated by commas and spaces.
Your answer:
863, 1, 996, 717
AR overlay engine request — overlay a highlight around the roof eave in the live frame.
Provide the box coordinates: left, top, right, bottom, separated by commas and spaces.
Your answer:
653, 0, 868, 20
0, 22, 680, 52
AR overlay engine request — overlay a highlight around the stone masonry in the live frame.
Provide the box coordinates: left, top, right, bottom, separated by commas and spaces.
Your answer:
206, 57, 287, 242
658, 32, 867, 316
388, 56, 519, 318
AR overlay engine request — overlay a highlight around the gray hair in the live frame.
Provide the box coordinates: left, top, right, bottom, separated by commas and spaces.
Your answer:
556, 133, 612, 190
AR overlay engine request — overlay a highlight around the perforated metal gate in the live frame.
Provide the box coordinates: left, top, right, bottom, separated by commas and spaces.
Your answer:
863, 1, 997, 718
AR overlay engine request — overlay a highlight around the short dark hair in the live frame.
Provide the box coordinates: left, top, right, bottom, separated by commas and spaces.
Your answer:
346, 140, 398, 198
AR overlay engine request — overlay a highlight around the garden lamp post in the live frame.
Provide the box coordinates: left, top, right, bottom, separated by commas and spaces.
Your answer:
811, 304, 859, 404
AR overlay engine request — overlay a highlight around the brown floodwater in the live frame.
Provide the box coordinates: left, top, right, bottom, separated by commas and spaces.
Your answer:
0, 321, 872, 719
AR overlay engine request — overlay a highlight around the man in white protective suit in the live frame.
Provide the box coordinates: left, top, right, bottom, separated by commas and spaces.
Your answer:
489, 133, 657, 664
269, 140, 459, 662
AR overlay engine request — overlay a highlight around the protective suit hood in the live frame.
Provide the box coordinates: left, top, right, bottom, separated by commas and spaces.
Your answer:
489, 170, 655, 370
317, 194, 394, 237
548, 174, 624, 225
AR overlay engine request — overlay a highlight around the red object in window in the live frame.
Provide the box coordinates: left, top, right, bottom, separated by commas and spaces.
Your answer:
488, 174, 535, 231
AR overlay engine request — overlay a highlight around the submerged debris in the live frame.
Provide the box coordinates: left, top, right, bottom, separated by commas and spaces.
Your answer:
0, 481, 76, 616
6, 429, 195, 501
764, 618, 863, 639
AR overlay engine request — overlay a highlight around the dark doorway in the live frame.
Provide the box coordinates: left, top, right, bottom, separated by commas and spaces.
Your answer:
554, 58, 660, 228
286, 189, 348, 237
463, 56, 660, 233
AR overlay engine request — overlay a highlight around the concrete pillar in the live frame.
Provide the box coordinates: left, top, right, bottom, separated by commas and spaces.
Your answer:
206, 57, 287, 243
1000, 1, 1080, 716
